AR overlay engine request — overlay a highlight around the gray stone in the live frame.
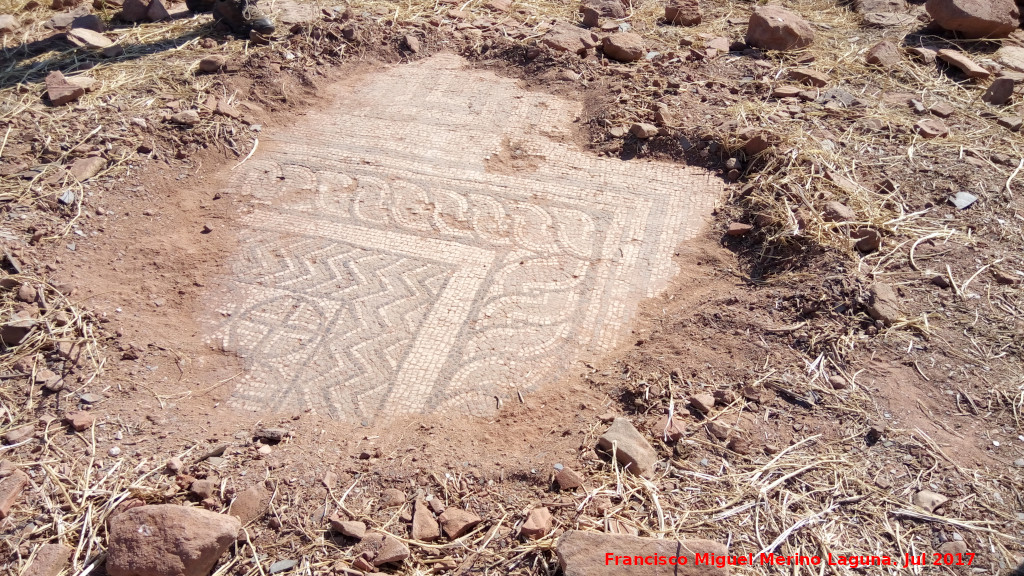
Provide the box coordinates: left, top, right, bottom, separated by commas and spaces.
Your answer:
982, 78, 1014, 106
949, 191, 978, 209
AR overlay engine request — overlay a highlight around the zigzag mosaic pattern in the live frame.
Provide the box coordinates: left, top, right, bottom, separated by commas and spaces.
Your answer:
205, 55, 721, 421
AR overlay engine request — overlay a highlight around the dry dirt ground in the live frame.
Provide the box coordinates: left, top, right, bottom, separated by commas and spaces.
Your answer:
2, 0, 1024, 574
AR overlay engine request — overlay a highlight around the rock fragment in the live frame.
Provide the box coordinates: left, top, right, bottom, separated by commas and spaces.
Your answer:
689, 393, 715, 413
654, 414, 685, 442
982, 77, 1014, 106
629, 123, 658, 138
106, 505, 240, 576
329, 517, 366, 538
597, 418, 657, 477
355, 532, 410, 566
555, 467, 584, 490
925, 0, 1019, 38
520, 507, 552, 540
24, 543, 72, 576
937, 49, 990, 79
823, 201, 856, 222
746, 5, 814, 51
602, 33, 646, 62
913, 490, 948, 513
69, 156, 106, 181
665, 0, 700, 25
865, 40, 902, 68
67, 28, 113, 48
0, 469, 29, 519
65, 411, 95, 431
45, 71, 85, 105
915, 118, 949, 138
866, 283, 900, 325
411, 498, 440, 542
438, 507, 481, 538
228, 484, 271, 525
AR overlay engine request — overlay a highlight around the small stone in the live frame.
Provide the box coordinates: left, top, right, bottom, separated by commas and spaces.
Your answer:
330, 517, 366, 538
412, 498, 440, 542
108, 446, 122, 457
689, 393, 715, 413
404, 34, 420, 53
653, 414, 685, 442
629, 123, 658, 139
198, 55, 227, 73
269, 559, 298, 574
555, 467, 584, 490
228, 484, 271, 525
597, 418, 658, 477
939, 541, 967, 555
746, 5, 815, 51
788, 67, 829, 87
822, 201, 856, 222
255, 428, 291, 442
0, 470, 30, 519
17, 283, 36, 302
69, 156, 106, 181
915, 118, 949, 138
852, 227, 881, 251
191, 479, 218, 500
257, 445, 272, 456
913, 490, 948, 513
23, 543, 72, 576
521, 507, 553, 540
865, 40, 902, 68
65, 411, 94, 431
997, 116, 1023, 132
356, 531, 410, 566
45, 71, 85, 105
949, 191, 978, 209
929, 101, 955, 118
665, 0, 700, 25
67, 28, 113, 48
908, 46, 937, 63
602, 33, 645, 62
106, 505, 240, 576
171, 110, 201, 125
982, 77, 1015, 106
772, 85, 803, 98
866, 283, 900, 325
937, 49, 990, 79
166, 457, 183, 473
79, 392, 104, 404
439, 507, 481, 539
706, 421, 731, 440
829, 375, 848, 390
726, 222, 753, 236
380, 488, 406, 508
3, 425, 33, 445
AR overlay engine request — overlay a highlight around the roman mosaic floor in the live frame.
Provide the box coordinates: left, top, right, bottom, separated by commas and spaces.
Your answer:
205, 54, 722, 422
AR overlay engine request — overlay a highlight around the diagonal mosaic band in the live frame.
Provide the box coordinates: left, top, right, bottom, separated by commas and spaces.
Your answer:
205, 54, 722, 422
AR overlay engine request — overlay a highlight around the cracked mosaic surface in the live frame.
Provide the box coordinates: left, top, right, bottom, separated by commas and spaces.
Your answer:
205, 54, 722, 421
